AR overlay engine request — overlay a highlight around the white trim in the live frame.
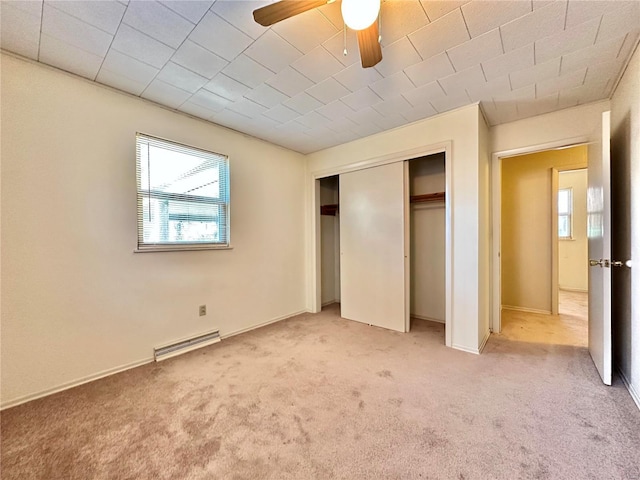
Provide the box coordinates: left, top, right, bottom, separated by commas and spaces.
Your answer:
490, 136, 591, 333
0, 310, 306, 411
309, 141, 453, 348
311, 142, 451, 180
617, 368, 640, 411
502, 305, 552, 315
551, 168, 559, 315
411, 314, 445, 324
219, 310, 307, 340
0, 357, 153, 410
321, 300, 338, 307
134, 245, 233, 253
479, 329, 491, 353
452, 343, 481, 355
559, 286, 589, 293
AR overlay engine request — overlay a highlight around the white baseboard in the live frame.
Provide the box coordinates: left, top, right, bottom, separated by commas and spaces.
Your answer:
559, 287, 588, 293
220, 310, 307, 340
452, 343, 480, 355
502, 305, 552, 315
411, 313, 445, 324
452, 329, 491, 355
321, 300, 337, 307
617, 367, 640, 411
1, 309, 307, 411
479, 329, 491, 353
0, 357, 153, 411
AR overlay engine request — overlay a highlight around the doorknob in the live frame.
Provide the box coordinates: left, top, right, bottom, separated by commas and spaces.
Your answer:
589, 259, 603, 267
612, 260, 632, 268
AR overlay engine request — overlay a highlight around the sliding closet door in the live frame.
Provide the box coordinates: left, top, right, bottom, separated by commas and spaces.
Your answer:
340, 162, 407, 333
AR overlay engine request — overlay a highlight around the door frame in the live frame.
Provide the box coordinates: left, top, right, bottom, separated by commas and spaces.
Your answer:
309, 141, 453, 347
490, 136, 590, 333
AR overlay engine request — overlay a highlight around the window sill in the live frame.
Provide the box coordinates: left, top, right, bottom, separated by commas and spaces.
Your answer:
558, 237, 575, 241
134, 245, 233, 253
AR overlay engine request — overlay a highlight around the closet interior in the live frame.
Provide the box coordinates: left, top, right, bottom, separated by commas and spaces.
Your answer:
409, 153, 446, 328
319, 175, 340, 309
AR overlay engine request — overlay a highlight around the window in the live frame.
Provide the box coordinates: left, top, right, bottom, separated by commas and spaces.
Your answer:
558, 187, 572, 239
135, 133, 229, 251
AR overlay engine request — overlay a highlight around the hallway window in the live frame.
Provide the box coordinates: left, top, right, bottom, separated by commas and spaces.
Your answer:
558, 188, 572, 239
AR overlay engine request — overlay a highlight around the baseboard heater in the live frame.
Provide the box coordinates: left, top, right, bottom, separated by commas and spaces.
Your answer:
154, 329, 221, 362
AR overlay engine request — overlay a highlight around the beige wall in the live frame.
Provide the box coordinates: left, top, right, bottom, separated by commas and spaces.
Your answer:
491, 101, 610, 153
0, 55, 307, 407
307, 104, 486, 353
610, 43, 640, 408
409, 154, 445, 322
501, 146, 587, 312
558, 169, 588, 292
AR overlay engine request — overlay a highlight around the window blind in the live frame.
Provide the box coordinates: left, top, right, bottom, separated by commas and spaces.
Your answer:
135, 133, 230, 249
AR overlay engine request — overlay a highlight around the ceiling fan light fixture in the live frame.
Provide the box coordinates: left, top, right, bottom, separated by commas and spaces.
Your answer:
341, 0, 380, 31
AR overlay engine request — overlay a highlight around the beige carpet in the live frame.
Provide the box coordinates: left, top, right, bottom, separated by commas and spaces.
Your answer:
2, 303, 639, 479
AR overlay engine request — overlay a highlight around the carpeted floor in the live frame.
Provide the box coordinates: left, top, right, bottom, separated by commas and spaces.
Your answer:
2, 303, 639, 479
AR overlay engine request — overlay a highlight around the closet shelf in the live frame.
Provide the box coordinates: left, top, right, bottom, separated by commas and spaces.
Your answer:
320, 204, 339, 216
410, 192, 445, 204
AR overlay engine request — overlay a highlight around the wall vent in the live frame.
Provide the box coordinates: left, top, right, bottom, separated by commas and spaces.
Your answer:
154, 330, 220, 362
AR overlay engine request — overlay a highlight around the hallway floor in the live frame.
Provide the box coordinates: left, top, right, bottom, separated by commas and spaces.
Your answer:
501, 290, 588, 347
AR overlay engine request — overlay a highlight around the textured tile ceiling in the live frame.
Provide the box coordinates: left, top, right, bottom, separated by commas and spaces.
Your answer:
2, 0, 639, 153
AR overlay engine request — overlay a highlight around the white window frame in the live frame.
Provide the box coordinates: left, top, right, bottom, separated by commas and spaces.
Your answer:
558, 187, 573, 240
134, 133, 231, 253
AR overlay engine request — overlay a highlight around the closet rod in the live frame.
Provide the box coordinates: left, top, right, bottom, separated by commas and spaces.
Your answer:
320, 204, 339, 216
410, 192, 445, 204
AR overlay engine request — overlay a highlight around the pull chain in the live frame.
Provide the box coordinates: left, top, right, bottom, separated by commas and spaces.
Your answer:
343, 22, 348, 56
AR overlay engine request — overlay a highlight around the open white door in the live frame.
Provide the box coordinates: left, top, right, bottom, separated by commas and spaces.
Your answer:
587, 111, 612, 385
340, 162, 408, 333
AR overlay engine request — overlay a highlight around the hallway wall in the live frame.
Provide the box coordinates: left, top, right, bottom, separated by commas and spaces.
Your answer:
501, 146, 587, 313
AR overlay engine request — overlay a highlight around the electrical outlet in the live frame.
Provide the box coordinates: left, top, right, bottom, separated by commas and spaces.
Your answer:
199, 305, 206, 316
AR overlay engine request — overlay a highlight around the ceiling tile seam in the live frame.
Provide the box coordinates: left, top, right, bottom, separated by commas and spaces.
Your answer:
443, 50, 457, 73
267, 29, 308, 64
418, 1, 432, 24
404, 33, 425, 63
131, 7, 206, 103
93, 2, 132, 82
121, 20, 186, 51
592, 14, 606, 45
206, 9, 274, 62
160, 1, 209, 26
120, 5, 195, 49
315, 100, 356, 123
316, 7, 338, 30
36, 0, 44, 62
142, 77, 194, 99
241, 96, 284, 115
458, 7, 472, 40
290, 44, 338, 80
479, 63, 488, 83
45, 1, 126, 37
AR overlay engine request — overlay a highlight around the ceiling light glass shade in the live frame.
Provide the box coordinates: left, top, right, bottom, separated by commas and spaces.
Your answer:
341, 0, 380, 31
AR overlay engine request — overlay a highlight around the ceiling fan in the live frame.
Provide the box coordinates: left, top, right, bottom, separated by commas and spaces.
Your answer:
253, 0, 383, 68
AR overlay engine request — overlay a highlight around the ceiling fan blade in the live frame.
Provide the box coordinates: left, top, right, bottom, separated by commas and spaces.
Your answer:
253, 0, 330, 26
357, 21, 382, 68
